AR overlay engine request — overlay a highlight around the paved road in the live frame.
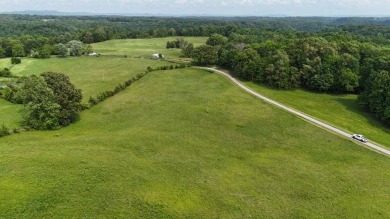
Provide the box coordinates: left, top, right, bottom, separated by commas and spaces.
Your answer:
195, 67, 390, 157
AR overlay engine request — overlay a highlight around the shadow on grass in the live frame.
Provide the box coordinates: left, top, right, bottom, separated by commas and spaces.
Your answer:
334, 97, 390, 134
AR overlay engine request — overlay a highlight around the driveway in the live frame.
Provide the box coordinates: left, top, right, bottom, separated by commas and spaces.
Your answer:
195, 67, 390, 157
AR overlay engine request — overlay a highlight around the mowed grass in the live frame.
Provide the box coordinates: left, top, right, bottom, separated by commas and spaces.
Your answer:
1, 57, 170, 101
0, 56, 171, 127
0, 58, 12, 69
0, 68, 388, 218
0, 99, 21, 128
92, 37, 207, 59
243, 81, 390, 148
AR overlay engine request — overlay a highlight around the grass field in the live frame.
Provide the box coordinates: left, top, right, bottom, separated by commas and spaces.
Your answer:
92, 37, 207, 59
0, 56, 171, 128
243, 81, 390, 148
0, 68, 388, 218
3, 57, 171, 100
0, 58, 12, 69
0, 99, 21, 128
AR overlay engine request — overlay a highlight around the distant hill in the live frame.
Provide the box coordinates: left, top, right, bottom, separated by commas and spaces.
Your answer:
2, 10, 179, 17
3, 10, 96, 16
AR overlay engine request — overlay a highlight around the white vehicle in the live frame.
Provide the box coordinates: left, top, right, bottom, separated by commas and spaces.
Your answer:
352, 134, 368, 143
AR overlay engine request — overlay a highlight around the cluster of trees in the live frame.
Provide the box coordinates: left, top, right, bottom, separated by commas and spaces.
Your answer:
0, 37, 92, 58
166, 38, 189, 49
359, 58, 390, 125
190, 34, 390, 125
2, 72, 82, 130
56, 40, 92, 57
2, 15, 390, 60
2, 15, 390, 38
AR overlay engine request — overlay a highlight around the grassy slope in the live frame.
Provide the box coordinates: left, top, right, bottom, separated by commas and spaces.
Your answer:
243, 82, 390, 148
0, 99, 21, 128
92, 37, 207, 59
0, 56, 171, 128
0, 36, 203, 129
9, 57, 170, 100
0, 68, 388, 218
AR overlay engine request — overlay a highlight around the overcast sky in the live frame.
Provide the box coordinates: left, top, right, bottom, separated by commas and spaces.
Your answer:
0, 0, 389, 16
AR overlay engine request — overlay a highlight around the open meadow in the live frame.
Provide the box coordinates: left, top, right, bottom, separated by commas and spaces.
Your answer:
243, 81, 390, 148
0, 37, 389, 218
1, 56, 171, 100
0, 68, 389, 218
0, 56, 172, 128
92, 37, 207, 60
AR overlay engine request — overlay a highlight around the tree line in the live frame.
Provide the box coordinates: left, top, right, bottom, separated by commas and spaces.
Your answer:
189, 34, 390, 126
2, 15, 390, 59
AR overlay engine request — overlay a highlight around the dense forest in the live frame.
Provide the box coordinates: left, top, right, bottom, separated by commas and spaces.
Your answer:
2, 15, 390, 58
0, 14, 389, 126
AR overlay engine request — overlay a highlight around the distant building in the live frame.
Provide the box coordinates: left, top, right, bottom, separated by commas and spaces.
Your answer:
88, 52, 97, 56
151, 53, 164, 60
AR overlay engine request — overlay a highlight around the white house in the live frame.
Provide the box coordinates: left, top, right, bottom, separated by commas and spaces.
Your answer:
88, 52, 97, 56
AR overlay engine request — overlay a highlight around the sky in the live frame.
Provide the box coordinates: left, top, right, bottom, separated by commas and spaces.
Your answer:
0, 0, 390, 16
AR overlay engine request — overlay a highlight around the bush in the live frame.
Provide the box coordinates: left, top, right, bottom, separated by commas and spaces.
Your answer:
11, 57, 21, 65
0, 68, 12, 77
88, 96, 98, 106
0, 124, 11, 137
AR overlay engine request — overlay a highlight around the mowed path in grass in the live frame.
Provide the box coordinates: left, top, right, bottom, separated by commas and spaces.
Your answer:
0, 68, 388, 218
242, 81, 390, 148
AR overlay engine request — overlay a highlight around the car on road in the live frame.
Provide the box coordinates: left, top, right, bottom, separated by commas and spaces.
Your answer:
352, 134, 368, 143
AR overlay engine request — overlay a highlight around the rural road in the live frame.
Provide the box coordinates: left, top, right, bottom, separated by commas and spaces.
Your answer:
195, 67, 390, 157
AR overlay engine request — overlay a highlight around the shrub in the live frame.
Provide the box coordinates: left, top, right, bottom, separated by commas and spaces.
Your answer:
88, 96, 98, 106
0, 68, 12, 77
11, 57, 21, 65
0, 124, 11, 137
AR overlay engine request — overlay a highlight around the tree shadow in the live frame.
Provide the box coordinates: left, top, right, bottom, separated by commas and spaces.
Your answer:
334, 97, 390, 134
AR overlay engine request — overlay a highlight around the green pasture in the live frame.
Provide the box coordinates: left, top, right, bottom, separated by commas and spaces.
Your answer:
92, 37, 207, 59
0, 99, 21, 128
0, 68, 388, 218
243, 81, 390, 148
0, 56, 171, 127
0, 58, 12, 69
0, 56, 171, 101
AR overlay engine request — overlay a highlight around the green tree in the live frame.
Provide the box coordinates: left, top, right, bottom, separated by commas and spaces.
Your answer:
11, 57, 21, 64
0, 46, 5, 58
82, 44, 93, 55
360, 70, 390, 123
206, 34, 228, 46
67, 40, 83, 56
193, 45, 218, 65
56, 43, 68, 57
18, 76, 61, 130
11, 41, 25, 57
38, 44, 53, 58
41, 72, 83, 126
181, 43, 194, 57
